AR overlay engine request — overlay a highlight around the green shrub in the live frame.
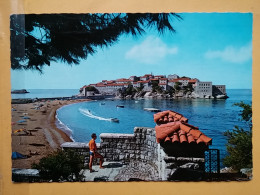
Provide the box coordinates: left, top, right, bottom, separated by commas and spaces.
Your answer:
32, 149, 85, 182
223, 102, 252, 171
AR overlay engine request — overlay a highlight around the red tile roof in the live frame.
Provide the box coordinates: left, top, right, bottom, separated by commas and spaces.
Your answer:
179, 78, 190, 80
138, 80, 149, 83
96, 84, 106, 87
159, 83, 167, 85
159, 78, 168, 80
107, 83, 125, 86
154, 110, 212, 145
189, 79, 198, 83
116, 79, 132, 82
107, 81, 115, 84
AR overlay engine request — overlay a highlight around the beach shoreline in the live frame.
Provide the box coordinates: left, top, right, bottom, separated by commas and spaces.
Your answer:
11, 98, 91, 169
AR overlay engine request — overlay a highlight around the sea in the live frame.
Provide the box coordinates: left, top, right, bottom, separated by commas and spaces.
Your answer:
12, 89, 252, 166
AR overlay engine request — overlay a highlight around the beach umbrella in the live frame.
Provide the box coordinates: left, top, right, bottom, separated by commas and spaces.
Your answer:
14, 128, 25, 133
23, 116, 30, 119
17, 120, 26, 123
12, 152, 26, 159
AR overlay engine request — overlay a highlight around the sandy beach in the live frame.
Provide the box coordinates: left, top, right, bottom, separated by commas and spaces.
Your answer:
11, 99, 91, 169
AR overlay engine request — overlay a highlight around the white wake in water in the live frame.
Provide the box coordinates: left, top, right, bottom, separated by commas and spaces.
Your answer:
79, 108, 112, 121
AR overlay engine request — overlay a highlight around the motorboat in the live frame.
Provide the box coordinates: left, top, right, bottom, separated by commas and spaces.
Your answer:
116, 105, 124, 108
111, 118, 119, 123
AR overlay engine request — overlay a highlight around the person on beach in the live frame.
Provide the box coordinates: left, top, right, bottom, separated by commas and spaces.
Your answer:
88, 133, 104, 172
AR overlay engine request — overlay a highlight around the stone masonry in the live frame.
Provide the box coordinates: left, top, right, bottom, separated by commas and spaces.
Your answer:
61, 127, 206, 181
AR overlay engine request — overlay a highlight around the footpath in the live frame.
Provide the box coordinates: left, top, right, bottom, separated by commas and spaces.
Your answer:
82, 161, 160, 181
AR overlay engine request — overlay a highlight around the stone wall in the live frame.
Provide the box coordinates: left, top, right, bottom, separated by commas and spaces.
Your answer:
61, 127, 159, 167
61, 127, 207, 181
100, 127, 158, 163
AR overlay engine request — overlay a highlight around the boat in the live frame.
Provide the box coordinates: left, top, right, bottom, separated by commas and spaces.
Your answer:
116, 105, 124, 108
144, 108, 161, 112
110, 118, 119, 123
100, 102, 105, 105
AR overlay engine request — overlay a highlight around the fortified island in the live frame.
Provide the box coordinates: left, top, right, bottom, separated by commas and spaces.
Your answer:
79, 73, 228, 99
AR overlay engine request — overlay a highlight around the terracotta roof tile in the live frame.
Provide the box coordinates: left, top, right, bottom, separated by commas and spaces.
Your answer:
154, 110, 212, 145
171, 132, 180, 143
138, 81, 149, 83
189, 79, 198, 83
96, 84, 106, 87
107, 83, 125, 86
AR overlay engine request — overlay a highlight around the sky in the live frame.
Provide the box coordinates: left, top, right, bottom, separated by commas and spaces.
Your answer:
11, 13, 253, 89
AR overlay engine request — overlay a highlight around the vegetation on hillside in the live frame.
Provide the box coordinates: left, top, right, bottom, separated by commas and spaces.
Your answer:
223, 102, 252, 171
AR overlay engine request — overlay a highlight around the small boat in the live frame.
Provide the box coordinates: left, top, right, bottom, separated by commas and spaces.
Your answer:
144, 108, 161, 112
116, 105, 124, 108
111, 118, 119, 123
100, 102, 105, 105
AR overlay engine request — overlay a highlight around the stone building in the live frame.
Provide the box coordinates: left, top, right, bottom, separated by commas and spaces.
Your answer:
79, 73, 226, 99
213, 85, 226, 96
194, 81, 213, 98
168, 74, 179, 80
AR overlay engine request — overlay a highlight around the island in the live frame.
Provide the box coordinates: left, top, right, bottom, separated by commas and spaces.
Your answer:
11, 89, 30, 94
79, 73, 228, 100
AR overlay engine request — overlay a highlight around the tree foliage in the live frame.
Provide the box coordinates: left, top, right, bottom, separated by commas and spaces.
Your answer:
32, 149, 85, 182
223, 101, 252, 171
85, 86, 99, 93
11, 13, 182, 72
151, 80, 162, 93
183, 83, 194, 93
174, 81, 181, 91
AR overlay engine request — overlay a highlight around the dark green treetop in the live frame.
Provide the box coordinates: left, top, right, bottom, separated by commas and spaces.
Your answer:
11, 13, 182, 72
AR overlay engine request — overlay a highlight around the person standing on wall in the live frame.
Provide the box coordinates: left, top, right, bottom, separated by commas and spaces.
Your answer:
88, 133, 105, 172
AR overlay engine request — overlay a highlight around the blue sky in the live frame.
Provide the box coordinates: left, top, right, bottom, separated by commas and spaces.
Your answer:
11, 13, 252, 89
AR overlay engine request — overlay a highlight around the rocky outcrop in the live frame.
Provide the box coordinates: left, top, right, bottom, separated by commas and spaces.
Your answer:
11, 89, 29, 94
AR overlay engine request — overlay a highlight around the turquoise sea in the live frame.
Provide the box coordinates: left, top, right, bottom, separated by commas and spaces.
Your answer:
12, 89, 252, 165
54, 89, 251, 165
11, 89, 79, 99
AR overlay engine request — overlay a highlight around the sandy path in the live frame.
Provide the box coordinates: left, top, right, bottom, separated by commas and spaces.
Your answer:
11, 99, 90, 169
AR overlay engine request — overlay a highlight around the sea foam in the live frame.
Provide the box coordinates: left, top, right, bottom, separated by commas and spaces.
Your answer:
79, 108, 112, 121
55, 115, 75, 142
